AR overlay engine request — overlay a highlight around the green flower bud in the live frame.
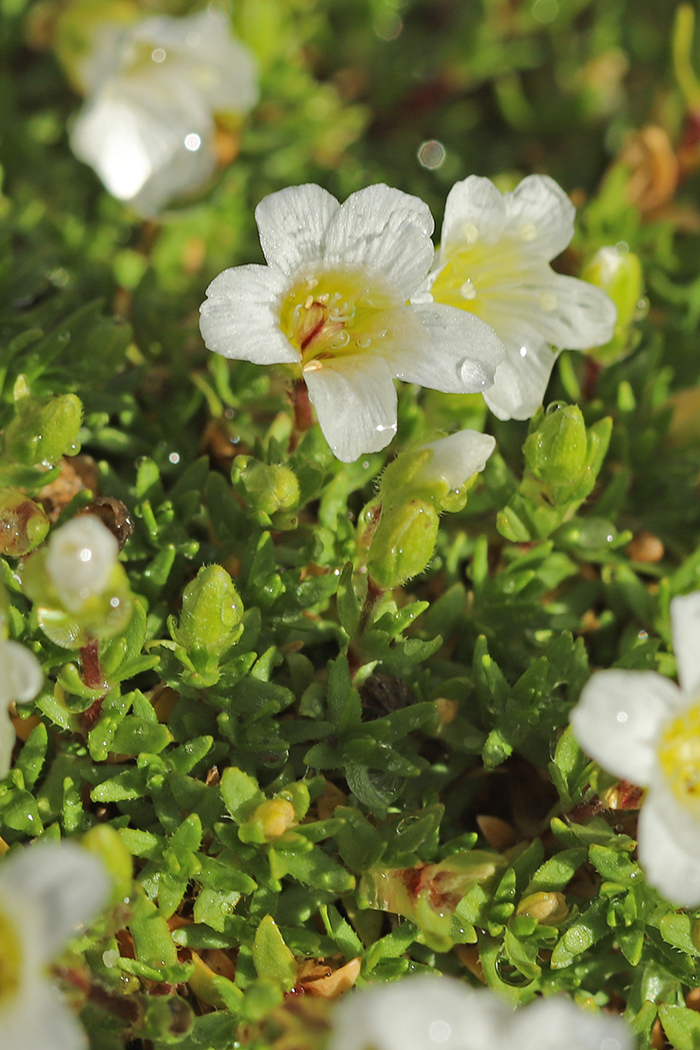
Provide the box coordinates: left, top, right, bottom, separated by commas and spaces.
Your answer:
582, 247, 644, 363
232, 456, 300, 517
175, 564, 243, 658
3, 393, 82, 467
523, 404, 611, 506
240, 798, 297, 844
516, 891, 569, 926
0, 489, 49, 556
366, 498, 439, 590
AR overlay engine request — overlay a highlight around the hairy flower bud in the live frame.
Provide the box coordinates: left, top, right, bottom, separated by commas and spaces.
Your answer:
176, 564, 244, 658
366, 498, 440, 589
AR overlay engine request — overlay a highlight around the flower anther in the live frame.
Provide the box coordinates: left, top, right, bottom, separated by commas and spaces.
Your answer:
200, 183, 506, 462
430, 174, 617, 420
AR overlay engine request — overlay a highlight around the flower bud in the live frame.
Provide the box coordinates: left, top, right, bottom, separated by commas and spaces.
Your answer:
176, 564, 243, 657
413, 430, 495, 512
3, 393, 82, 467
582, 247, 644, 363
232, 457, 300, 517
240, 798, 297, 844
0, 638, 43, 778
516, 891, 569, 926
22, 515, 132, 645
0, 489, 50, 556
523, 404, 611, 506
45, 514, 118, 613
366, 498, 440, 590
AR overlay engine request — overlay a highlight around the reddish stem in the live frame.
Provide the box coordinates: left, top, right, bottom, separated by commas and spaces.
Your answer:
289, 379, 314, 452
81, 638, 102, 690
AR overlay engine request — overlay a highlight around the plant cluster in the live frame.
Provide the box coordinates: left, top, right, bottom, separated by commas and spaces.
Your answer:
4, 1, 700, 1049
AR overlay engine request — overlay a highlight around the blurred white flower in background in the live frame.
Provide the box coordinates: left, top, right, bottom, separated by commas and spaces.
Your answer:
329, 976, 632, 1050
69, 8, 258, 216
0, 842, 109, 1050
430, 175, 617, 420
571, 590, 700, 907
199, 183, 505, 462
45, 515, 119, 615
0, 638, 42, 778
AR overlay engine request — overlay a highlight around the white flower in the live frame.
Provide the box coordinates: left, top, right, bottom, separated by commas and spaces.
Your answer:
430, 175, 617, 421
199, 183, 506, 462
0, 639, 42, 779
416, 429, 496, 491
570, 590, 700, 906
0, 841, 110, 1050
328, 976, 631, 1050
70, 9, 258, 216
45, 516, 119, 615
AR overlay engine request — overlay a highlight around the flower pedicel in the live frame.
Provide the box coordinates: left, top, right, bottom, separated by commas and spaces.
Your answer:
199, 183, 506, 462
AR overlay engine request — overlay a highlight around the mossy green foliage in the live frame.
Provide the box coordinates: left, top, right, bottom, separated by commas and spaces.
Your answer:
3, 1, 700, 1049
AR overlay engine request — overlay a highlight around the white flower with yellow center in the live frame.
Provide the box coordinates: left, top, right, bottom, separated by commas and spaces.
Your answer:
570, 591, 700, 906
329, 975, 632, 1050
0, 639, 42, 779
429, 175, 617, 420
199, 183, 506, 462
70, 9, 258, 216
0, 841, 109, 1050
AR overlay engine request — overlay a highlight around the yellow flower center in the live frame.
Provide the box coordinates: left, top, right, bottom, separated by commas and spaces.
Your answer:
431, 238, 558, 322
658, 701, 700, 814
0, 905, 22, 1009
279, 269, 396, 372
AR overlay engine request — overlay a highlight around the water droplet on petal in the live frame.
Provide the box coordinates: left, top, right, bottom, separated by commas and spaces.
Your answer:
519, 346, 528, 357
460, 279, 476, 300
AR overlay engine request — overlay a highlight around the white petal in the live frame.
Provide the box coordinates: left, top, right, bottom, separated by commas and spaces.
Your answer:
1, 983, 89, 1050
199, 264, 298, 365
569, 670, 682, 785
0, 640, 43, 704
389, 303, 505, 393
329, 977, 502, 1050
670, 591, 700, 697
503, 174, 576, 261
523, 273, 617, 351
0, 843, 110, 961
303, 355, 398, 462
418, 431, 496, 489
512, 996, 633, 1050
440, 176, 506, 253
638, 791, 700, 907
323, 184, 436, 300
483, 335, 558, 421
255, 184, 340, 276
130, 10, 259, 114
